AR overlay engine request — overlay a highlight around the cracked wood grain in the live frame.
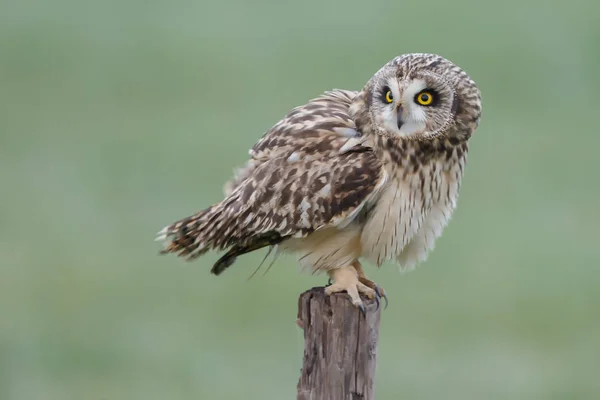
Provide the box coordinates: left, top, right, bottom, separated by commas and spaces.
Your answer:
297, 287, 381, 400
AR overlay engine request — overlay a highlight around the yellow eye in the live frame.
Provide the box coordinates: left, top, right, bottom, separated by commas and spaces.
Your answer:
385, 90, 393, 104
416, 91, 434, 106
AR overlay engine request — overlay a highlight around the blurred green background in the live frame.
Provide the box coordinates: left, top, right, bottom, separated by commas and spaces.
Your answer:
1, 0, 599, 399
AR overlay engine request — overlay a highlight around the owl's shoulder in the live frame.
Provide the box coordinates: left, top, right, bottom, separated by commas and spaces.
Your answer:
224, 89, 364, 195
250, 89, 360, 159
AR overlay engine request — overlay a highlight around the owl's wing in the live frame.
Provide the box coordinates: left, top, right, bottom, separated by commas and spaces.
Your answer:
158, 148, 386, 272
223, 89, 361, 195
158, 89, 385, 272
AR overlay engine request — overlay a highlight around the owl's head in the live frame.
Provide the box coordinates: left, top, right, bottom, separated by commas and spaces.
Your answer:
352, 53, 482, 142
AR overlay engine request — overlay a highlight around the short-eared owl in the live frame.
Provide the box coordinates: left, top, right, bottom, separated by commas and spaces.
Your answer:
157, 53, 482, 310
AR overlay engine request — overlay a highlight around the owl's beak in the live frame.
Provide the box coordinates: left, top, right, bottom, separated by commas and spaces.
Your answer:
396, 105, 404, 129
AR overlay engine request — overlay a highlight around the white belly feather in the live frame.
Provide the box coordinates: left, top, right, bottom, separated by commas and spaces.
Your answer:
361, 160, 462, 270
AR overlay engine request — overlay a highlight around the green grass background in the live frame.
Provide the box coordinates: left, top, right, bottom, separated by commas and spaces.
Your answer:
1, 0, 599, 399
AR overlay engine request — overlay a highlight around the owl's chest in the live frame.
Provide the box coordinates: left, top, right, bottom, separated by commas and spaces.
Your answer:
360, 155, 464, 266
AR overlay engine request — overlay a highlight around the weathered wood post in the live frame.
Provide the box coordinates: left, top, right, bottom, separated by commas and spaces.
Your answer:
296, 287, 382, 400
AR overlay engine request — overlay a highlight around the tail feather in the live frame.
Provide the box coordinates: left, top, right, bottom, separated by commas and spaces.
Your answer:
156, 205, 224, 259
156, 195, 285, 270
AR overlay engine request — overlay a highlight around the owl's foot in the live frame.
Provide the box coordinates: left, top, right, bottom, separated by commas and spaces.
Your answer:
324, 265, 376, 316
358, 278, 388, 310
353, 261, 389, 309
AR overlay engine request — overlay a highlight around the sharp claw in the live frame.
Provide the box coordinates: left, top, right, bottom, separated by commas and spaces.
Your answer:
374, 295, 380, 311
374, 286, 389, 310
358, 303, 366, 317
326, 278, 332, 286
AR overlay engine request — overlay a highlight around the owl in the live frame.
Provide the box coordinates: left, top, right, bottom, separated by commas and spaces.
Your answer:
156, 53, 482, 313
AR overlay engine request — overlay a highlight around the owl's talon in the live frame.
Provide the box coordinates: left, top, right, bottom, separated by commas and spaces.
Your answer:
352, 261, 388, 310
374, 285, 389, 310
324, 265, 375, 311
358, 303, 366, 317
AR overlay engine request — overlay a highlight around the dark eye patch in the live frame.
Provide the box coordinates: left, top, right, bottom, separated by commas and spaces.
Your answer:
414, 88, 440, 107
380, 86, 392, 103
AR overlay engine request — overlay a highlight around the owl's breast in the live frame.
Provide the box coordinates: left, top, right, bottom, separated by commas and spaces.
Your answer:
359, 153, 465, 268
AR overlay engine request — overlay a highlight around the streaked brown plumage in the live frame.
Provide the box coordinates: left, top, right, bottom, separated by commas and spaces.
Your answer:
157, 53, 482, 308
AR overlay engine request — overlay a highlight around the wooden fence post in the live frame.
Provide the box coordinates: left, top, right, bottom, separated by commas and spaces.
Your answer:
296, 287, 382, 400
